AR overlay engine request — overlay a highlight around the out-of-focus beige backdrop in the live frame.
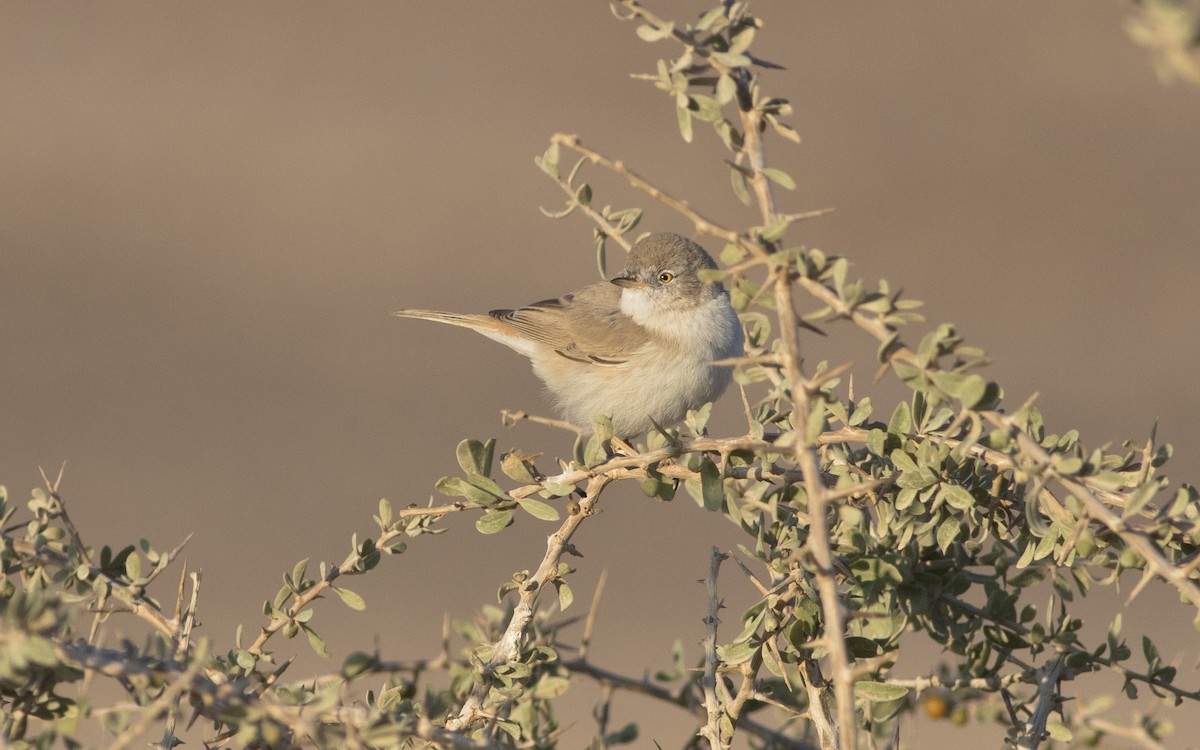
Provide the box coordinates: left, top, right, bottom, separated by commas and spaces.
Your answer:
3, 2, 1198, 747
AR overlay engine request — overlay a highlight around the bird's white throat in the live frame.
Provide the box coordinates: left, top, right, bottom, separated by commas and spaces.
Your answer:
619, 287, 741, 356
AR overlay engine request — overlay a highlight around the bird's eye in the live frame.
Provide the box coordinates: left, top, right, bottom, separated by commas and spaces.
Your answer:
658, 272, 675, 284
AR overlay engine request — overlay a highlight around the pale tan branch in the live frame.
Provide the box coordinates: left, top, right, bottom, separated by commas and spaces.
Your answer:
797, 660, 838, 750
1084, 717, 1170, 750
699, 547, 728, 750
446, 474, 614, 732
772, 271, 855, 750
501, 409, 585, 436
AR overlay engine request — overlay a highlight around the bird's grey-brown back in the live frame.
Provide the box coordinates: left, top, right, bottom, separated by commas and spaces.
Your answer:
488, 282, 650, 363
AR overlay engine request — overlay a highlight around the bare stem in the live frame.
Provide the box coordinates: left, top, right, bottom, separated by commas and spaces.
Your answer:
798, 659, 838, 750
1015, 657, 1064, 749
699, 547, 728, 750
156, 570, 201, 750
446, 474, 614, 733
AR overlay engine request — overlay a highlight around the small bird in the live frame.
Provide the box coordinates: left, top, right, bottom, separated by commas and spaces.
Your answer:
393, 233, 744, 438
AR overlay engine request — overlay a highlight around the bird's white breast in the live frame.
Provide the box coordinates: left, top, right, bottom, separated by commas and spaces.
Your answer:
619, 288, 743, 360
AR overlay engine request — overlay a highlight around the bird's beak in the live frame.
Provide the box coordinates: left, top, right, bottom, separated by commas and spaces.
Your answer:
611, 275, 648, 289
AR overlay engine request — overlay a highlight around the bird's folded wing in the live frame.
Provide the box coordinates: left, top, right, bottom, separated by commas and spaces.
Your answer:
489, 281, 650, 364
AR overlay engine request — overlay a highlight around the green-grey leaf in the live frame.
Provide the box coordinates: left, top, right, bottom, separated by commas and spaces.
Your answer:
700, 459, 724, 512
541, 480, 577, 497
1046, 721, 1073, 742
763, 167, 795, 190
730, 167, 752, 206
500, 450, 538, 483
716, 640, 756, 665
303, 625, 330, 658
377, 498, 393, 528
728, 26, 756, 54
759, 217, 790, 242
495, 719, 521, 741
476, 509, 515, 535
535, 143, 560, 178
940, 484, 976, 510
854, 681, 910, 702
677, 105, 694, 142
517, 497, 560, 521
888, 402, 911, 437
557, 581, 574, 611
575, 182, 593, 206
716, 74, 736, 104
456, 439, 495, 478
333, 587, 367, 611
937, 516, 959, 553
635, 22, 674, 42
125, 552, 141, 582
467, 474, 508, 500
958, 374, 989, 408
890, 449, 918, 473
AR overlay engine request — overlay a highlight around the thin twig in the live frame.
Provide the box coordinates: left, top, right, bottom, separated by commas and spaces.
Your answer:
579, 568, 608, 661
501, 409, 585, 436
1085, 717, 1169, 750
40, 464, 89, 566
157, 570, 201, 750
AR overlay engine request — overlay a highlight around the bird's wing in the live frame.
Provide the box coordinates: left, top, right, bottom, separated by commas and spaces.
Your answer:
489, 281, 650, 364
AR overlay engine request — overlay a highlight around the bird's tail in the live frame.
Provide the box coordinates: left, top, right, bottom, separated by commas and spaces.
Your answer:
391, 309, 513, 337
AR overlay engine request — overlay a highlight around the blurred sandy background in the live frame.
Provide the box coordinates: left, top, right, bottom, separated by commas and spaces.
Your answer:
2, 2, 1199, 747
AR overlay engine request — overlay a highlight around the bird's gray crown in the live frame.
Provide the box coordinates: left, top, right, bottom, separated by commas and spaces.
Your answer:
619, 233, 724, 307
625, 233, 718, 276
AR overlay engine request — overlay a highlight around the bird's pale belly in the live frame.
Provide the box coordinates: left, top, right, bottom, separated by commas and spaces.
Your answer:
532, 346, 731, 437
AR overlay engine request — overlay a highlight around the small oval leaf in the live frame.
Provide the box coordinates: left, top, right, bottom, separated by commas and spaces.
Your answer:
854, 680, 910, 702
517, 497, 560, 521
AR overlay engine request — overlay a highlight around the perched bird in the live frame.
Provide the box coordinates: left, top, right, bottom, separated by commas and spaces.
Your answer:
393, 233, 744, 438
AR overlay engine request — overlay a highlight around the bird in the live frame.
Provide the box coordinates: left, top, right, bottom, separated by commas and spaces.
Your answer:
393, 232, 744, 438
